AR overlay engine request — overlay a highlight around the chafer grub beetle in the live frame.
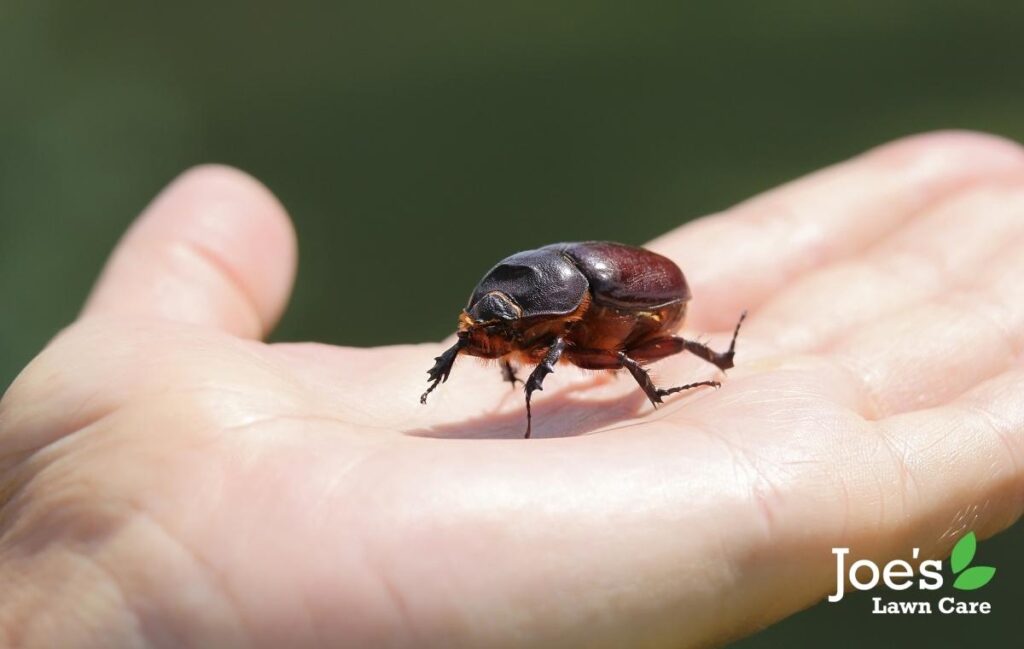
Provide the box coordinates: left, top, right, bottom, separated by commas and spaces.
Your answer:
420, 241, 745, 438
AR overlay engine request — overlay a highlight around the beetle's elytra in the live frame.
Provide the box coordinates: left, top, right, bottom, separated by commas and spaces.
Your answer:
420, 241, 745, 437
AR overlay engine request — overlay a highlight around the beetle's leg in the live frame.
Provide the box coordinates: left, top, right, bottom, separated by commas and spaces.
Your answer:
420, 340, 464, 404
566, 347, 718, 408
681, 310, 746, 371
628, 310, 747, 371
618, 352, 719, 408
656, 380, 721, 400
617, 353, 662, 406
523, 337, 566, 438
500, 359, 522, 388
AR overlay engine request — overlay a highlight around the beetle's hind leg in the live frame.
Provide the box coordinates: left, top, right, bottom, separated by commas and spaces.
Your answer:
680, 310, 746, 371
500, 359, 522, 388
615, 311, 746, 407
617, 352, 719, 408
567, 348, 719, 408
627, 310, 747, 371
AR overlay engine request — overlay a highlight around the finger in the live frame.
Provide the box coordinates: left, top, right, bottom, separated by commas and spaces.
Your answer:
750, 178, 1024, 351
828, 244, 1024, 417
691, 367, 1024, 644
872, 366, 1024, 554
648, 131, 1024, 332
81, 165, 297, 339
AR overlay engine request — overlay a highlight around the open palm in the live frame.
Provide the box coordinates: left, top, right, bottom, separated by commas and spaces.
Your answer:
2, 131, 1023, 648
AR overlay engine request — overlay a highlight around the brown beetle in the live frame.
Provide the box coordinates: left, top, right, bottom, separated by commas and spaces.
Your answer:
420, 241, 745, 437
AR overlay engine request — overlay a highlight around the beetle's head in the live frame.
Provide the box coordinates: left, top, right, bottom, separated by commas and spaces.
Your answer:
466, 290, 522, 324
456, 290, 523, 357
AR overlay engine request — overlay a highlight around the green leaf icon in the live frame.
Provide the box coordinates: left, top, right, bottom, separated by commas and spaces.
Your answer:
953, 566, 996, 590
950, 532, 977, 574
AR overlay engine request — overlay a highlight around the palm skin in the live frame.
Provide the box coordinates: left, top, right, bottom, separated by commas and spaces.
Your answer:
2, 131, 1024, 648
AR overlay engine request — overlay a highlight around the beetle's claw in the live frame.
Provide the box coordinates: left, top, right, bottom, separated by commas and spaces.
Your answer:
728, 311, 747, 354
420, 373, 446, 404
421, 364, 450, 404
420, 382, 438, 404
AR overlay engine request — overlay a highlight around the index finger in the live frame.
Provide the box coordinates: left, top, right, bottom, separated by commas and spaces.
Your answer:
649, 131, 1024, 332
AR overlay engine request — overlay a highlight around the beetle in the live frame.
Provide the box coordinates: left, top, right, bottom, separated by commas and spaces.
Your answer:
420, 241, 745, 437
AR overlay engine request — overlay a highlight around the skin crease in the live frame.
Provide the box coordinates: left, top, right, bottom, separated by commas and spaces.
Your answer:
1, 131, 1024, 648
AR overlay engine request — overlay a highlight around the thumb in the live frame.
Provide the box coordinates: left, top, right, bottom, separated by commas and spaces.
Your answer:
81, 165, 297, 338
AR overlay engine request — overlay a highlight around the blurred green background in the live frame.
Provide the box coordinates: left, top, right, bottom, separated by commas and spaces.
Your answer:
1, 1, 1021, 646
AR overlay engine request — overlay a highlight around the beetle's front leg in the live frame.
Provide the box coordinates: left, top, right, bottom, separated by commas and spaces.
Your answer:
523, 337, 566, 438
500, 359, 522, 388
420, 339, 465, 404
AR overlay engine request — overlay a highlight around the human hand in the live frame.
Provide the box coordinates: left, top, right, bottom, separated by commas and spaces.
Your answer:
2, 131, 1022, 648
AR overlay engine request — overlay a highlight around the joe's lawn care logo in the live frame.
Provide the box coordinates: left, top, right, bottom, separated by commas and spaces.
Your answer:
828, 532, 996, 614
